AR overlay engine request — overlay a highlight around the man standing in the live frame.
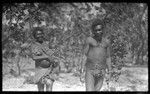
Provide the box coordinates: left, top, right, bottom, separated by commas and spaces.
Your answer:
29, 27, 59, 91
83, 20, 112, 91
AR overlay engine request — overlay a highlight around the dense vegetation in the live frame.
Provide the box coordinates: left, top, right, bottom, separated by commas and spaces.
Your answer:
2, 3, 148, 80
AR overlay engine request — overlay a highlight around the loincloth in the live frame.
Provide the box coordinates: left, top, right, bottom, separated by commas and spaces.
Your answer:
86, 58, 107, 69
86, 58, 106, 77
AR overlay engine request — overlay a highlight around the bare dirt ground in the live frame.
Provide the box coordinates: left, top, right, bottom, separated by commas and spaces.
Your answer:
2, 66, 148, 91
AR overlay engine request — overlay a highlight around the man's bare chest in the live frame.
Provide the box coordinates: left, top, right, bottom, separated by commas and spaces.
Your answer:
87, 45, 107, 59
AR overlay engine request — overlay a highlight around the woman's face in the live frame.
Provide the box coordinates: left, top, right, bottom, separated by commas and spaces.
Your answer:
35, 31, 44, 43
95, 25, 102, 34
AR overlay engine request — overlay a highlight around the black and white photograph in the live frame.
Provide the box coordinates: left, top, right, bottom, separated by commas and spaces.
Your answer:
2, 3, 148, 91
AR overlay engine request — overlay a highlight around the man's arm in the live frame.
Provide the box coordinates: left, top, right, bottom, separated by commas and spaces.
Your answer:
80, 37, 90, 74
83, 37, 97, 55
106, 43, 112, 72
87, 37, 97, 46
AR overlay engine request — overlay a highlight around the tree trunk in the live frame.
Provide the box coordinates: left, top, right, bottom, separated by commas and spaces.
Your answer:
135, 39, 144, 65
134, 4, 147, 65
16, 55, 21, 76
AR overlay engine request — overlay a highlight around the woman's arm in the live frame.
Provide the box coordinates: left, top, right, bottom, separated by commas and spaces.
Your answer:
32, 53, 49, 60
30, 43, 52, 60
83, 43, 89, 56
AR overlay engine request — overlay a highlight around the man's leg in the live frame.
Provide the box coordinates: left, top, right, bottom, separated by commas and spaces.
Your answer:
37, 81, 45, 91
94, 75, 104, 91
85, 68, 95, 91
46, 79, 54, 91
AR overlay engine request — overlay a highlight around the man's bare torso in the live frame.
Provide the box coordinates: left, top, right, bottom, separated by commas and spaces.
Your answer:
86, 37, 109, 69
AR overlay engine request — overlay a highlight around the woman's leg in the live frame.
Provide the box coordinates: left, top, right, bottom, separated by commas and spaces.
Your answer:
37, 81, 45, 91
46, 79, 54, 91
36, 65, 45, 91
85, 68, 95, 91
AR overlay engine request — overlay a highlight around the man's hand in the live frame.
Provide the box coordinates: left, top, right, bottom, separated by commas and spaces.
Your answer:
105, 69, 113, 81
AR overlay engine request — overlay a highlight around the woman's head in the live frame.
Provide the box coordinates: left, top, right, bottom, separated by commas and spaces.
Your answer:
32, 27, 44, 43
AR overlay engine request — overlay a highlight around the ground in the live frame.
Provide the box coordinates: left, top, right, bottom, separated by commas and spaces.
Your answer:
2, 66, 148, 91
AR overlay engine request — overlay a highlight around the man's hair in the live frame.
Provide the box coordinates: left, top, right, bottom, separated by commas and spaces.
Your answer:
32, 27, 44, 39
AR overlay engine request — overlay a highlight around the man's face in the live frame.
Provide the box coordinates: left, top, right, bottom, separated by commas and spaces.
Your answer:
93, 24, 103, 42
35, 31, 44, 43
